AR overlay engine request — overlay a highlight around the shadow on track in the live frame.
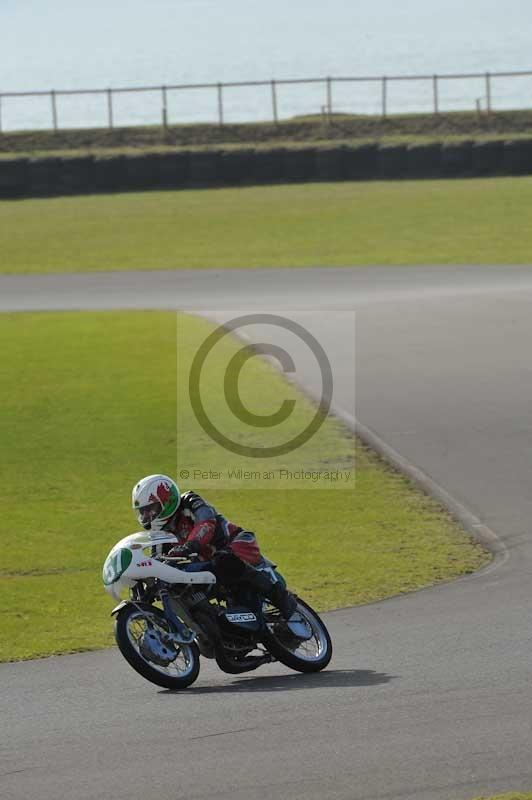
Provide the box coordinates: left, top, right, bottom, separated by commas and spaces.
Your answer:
159, 669, 394, 695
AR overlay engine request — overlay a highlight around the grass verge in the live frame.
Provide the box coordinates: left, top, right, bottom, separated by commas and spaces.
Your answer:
0, 311, 488, 662
2, 109, 532, 155
468, 794, 532, 800
1, 132, 531, 161
2, 177, 532, 275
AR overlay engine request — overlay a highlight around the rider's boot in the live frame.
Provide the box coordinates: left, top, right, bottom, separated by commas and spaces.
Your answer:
241, 564, 297, 620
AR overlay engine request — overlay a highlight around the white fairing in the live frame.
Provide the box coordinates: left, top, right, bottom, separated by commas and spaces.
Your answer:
102, 531, 216, 600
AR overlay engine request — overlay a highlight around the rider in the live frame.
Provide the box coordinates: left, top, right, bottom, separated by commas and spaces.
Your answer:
131, 473, 297, 619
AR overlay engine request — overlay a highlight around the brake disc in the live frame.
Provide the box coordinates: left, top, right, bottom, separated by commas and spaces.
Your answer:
139, 627, 178, 667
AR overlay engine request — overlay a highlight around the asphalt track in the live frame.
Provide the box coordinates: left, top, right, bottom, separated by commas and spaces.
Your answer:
2, 265, 532, 800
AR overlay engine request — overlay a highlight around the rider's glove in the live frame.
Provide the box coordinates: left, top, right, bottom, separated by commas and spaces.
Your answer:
167, 541, 200, 559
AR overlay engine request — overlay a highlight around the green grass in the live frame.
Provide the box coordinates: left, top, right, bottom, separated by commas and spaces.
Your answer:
1, 177, 532, 275
468, 794, 532, 800
1, 109, 531, 154
1, 133, 530, 161
0, 311, 488, 661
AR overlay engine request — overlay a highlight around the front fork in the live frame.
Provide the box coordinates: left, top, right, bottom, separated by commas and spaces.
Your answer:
110, 594, 195, 645
159, 589, 195, 644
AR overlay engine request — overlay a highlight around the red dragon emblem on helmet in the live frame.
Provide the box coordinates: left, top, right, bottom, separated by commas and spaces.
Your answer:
149, 482, 171, 505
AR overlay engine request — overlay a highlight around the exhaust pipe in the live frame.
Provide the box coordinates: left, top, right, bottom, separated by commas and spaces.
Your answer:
214, 644, 274, 674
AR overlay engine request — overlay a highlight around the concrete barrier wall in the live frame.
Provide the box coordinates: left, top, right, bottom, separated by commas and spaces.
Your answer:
344, 144, 378, 180
283, 148, 317, 183
188, 151, 219, 188
1, 139, 531, 199
378, 145, 409, 179
501, 140, 532, 175
406, 143, 442, 178
471, 140, 504, 175
0, 158, 29, 197
315, 148, 345, 181
441, 141, 473, 177
253, 148, 285, 184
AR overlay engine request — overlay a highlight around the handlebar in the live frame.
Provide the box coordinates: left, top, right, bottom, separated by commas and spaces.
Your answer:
159, 556, 190, 562
158, 553, 200, 563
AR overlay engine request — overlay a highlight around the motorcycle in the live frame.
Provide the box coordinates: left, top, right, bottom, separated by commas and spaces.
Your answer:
102, 530, 333, 689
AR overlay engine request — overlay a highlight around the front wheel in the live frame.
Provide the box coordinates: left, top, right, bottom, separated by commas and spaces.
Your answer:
261, 598, 332, 673
115, 604, 200, 690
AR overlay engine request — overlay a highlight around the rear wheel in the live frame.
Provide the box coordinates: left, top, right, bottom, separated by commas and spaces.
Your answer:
261, 598, 332, 673
115, 604, 200, 690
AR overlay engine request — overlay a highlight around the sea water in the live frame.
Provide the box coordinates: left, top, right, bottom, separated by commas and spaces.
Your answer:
2, 0, 532, 130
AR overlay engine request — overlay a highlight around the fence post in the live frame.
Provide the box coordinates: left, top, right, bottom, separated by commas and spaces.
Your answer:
107, 88, 114, 129
381, 76, 387, 118
162, 85, 168, 130
433, 75, 439, 115
217, 83, 224, 126
485, 72, 492, 114
271, 80, 278, 124
51, 90, 58, 131
326, 76, 332, 119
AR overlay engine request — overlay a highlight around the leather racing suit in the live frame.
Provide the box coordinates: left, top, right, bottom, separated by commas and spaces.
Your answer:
162, 491, 296, 618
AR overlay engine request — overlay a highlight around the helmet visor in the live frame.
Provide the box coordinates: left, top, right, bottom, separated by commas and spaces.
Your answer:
137, 501, 162, 530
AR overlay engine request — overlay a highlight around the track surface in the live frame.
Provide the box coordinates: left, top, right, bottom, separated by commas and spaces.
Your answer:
2, 265, 532, 800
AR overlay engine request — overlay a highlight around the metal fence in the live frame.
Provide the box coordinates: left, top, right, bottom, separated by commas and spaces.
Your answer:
1, 68, 532, 133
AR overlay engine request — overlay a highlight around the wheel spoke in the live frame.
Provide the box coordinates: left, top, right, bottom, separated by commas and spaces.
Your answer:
268, 603, 328, 662
125, 610, 196, 679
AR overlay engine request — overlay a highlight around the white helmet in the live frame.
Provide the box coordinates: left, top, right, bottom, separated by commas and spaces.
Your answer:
132, 474, 181, 531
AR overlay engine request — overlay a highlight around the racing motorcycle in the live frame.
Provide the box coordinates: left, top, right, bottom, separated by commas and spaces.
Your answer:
102, 530, 333, 689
